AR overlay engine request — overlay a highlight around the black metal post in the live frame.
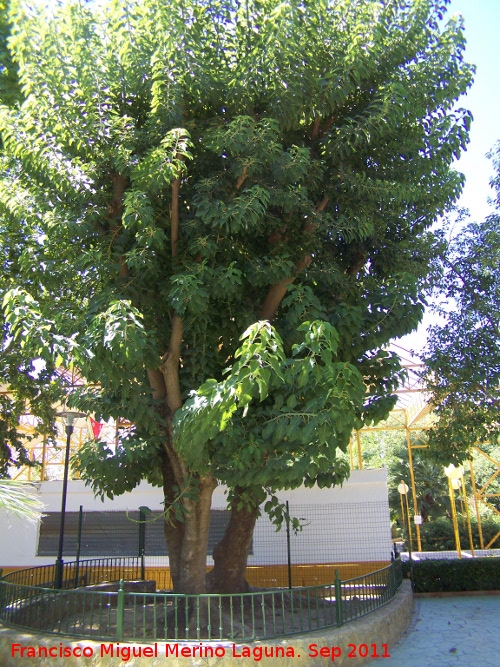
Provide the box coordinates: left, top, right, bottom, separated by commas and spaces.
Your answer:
139, 508, 146, 581
286, 501, 292, 590
74, 504, 83, 587
54, 422, 74, 589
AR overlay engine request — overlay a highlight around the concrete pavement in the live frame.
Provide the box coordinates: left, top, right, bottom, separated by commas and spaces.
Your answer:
384, 594, 500, 666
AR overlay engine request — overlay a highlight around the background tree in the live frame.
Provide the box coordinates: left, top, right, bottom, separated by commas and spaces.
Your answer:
423, 142, 500, 465
0, 0, 60, 477
0, 0, 19, 107
0, 0, 473, 594
362, 431, 450, 523
362, 430, 500, 548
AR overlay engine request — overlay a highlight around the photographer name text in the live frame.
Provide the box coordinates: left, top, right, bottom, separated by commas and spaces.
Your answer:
11, 641, 391, 662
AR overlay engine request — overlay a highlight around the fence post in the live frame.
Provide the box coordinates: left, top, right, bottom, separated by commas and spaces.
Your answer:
74, 505, 83, 588
391, 560, 399, 595
335, 570, 343, 627
116, 579, 125, 641
285, 501, 292, 590
138, 508, 146, 581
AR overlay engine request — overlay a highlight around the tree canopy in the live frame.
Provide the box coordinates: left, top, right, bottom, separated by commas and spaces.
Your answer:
423, 142, 500, 464
0, 0, 473, 593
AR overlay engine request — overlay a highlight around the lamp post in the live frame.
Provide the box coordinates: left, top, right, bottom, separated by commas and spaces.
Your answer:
398, 480, 414, 590
444, 464, 464, 559
54, 410, 86, 589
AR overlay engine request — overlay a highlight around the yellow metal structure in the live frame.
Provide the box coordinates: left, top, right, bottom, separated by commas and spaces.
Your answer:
470, 446, 500, 548
461, 475, 475, 555
446, 475, 462, 558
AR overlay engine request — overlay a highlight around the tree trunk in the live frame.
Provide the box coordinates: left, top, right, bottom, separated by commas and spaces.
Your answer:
206, 490, 260, 593
151, 360, 217, 594
161, 455, 184, 592
161, 452, 216, 593
177, 475, 217, 594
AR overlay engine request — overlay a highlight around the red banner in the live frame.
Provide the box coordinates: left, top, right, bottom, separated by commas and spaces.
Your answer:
89, 417, 103, 440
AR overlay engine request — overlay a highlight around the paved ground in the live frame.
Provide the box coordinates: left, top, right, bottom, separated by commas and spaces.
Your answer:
384, 594, 500, 666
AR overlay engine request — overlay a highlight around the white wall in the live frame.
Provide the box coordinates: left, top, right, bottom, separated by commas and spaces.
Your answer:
0, 469, 392, 569
252, 469, 392, 564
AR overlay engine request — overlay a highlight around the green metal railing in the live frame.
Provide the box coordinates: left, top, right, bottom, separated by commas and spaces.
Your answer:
2, 556, 142, 590
0, 557, 402, 642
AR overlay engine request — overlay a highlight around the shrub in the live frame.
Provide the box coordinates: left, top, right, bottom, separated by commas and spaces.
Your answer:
409, 558, 500, 593
419, 515, 500, 551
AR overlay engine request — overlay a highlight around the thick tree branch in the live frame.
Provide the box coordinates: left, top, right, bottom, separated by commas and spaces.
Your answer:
260, 197, 328, 320
107, 172, 129, 277
322, 114, 336, 136
311, 116, 321, 140
147, 369, 167, 401
171, 177, 180, 258
316, 196, 329, 212
164, 410, 189, 488
346, 247, 367, 276
259, 256, 312, 321
311, 114, 335, 145
108, 173, 128, 218
161, 166, 184, 414
152, 165, 186, 484
161, 314, 184, 413
235, 165, 248, 191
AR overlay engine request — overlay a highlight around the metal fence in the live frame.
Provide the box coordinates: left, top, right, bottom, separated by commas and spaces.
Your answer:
2, 557, 143, 590
35, 501, 393, 588
0, 557, 402, 642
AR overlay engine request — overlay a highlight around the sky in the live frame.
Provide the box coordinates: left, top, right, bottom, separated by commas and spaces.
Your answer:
450, 0, 500, 220
396, 0, 500, 355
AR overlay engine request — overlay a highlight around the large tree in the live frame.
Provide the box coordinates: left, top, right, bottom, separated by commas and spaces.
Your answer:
0, 0, 473, 594
423, 142, 500, 465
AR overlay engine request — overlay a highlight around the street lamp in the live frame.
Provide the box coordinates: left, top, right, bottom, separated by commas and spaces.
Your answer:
398, 482, 411, 545
398, 480, 414, 590
54, 410, 86, 589
444, 464, 464, 559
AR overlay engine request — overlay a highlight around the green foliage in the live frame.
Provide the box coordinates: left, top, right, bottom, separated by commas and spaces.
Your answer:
362, 431, 500, 555
363, 429, 500, 522
0, 479, 44, 522
0, 334, 61, 477
0, 0, 473, 512
419, 515, 500, 552
362, 431, 451, 523
176, 320, 361, 489
411, 558, 500, 593
0, 1, 20, 108
423, 144, 500, 464
73, 435, 165, 500
470, 443, 500, 514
